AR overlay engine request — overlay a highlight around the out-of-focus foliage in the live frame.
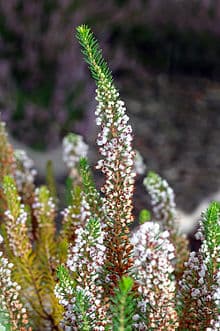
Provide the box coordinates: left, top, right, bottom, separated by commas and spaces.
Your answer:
1, 0, 220, 148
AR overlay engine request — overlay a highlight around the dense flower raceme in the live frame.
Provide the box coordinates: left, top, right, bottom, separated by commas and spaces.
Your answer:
95, 85, 135, 227
144, 171, 189, 280
3, 177, 31, 257
32, 187, 56, 227
131, 222, 178, 330
55, 218, 108, 330
76, 25, 136, 293
0, 235, 31, 331
144, 171, 176, 230
57, 157, 109, 329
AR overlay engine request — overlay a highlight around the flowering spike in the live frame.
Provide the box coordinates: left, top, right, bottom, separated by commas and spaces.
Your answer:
178, 202, 220, 330
3, 176, 31, 257
77, 24, 135, 295
32, 186, 57, 265
55, 218, 108, 329
131, 222, 178, 330
61, 185, 91, 247
144, 171, 176, 229
32, 186, 56, 232
0, 235, 31, 330
144, 171, 189, 280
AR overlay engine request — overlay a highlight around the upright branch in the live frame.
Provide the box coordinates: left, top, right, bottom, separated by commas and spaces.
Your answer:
55, 218, 108, 330
32, 186, 57, 271
111, 276, 137, 331
3, 178, 62, 330
76, 25, 135, 294
144, 171, 176, 228
14, 150, 37, 240
178, 202, 220, 330
144, 171, 189, 280
3, 176, 31, 257
131, 222, 178, 330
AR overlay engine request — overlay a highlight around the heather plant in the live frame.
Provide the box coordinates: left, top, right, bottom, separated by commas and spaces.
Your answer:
0, 24, 219, 331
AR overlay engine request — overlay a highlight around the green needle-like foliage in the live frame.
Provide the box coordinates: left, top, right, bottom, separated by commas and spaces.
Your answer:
79, 157, 104, 220
202, 201, 220, 270
178, 201, 220, 330
111, 276, 136, 331
76, 25, 113, 84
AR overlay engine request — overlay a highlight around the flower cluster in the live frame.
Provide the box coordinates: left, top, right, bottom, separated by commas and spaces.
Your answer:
0, 235, 31, 331
14, 150, 37, 196
55, 218, 108, 330
32, 187, 56, 227
95, 89, 136, 228
144, 171, 176, 229
3, 177, 31, 257
62, 133, 88, 181
144, 171, 189, 280
131, 222, 178, 330
61, 189, 91, 244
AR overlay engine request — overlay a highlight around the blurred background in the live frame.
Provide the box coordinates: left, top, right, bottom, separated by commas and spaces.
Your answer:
1, 0, 220, 224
